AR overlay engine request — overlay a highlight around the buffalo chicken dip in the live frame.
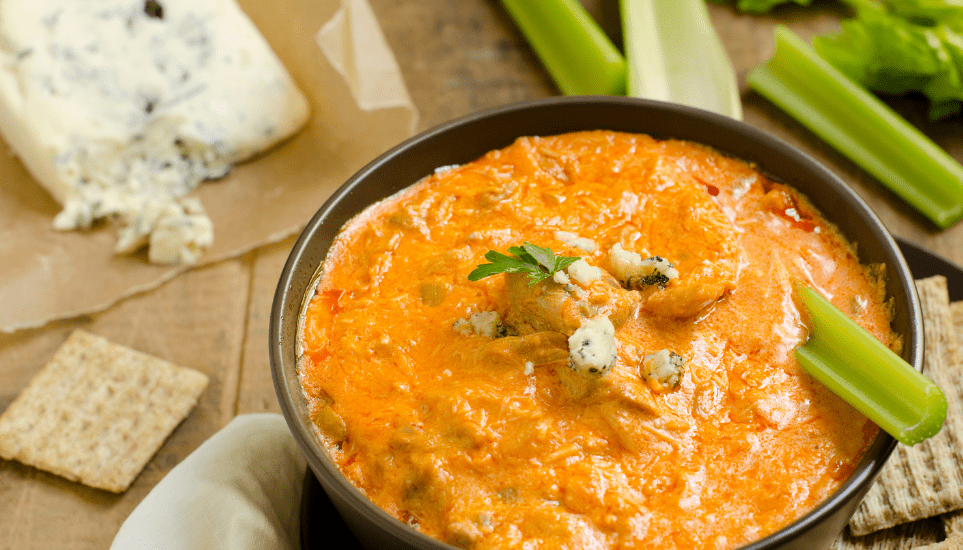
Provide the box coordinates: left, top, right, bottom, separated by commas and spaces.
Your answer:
298, 131, 898, 550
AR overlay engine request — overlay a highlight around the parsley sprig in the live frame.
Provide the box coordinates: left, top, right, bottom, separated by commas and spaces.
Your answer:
468, 242, 581, 286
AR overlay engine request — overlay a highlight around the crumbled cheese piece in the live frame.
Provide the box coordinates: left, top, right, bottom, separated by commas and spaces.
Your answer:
567, 259, 604, 286
145, 197, 213, 264
0, 0, 310, 263
466, 229, 513, 242
608, 243, 679, 290
554, 230, 597, 253
452, 318, 472, 336
454, 311, 506, 338
478, 511, 493, 529
731, 175, 756, 199
567, 316, 617, 375
469, 311, 503, 338
609, 243, 641, 280
641, 256, 679, 281
553, 270, 571, 285
641, 349, 685, 391
524, 361, 534, 375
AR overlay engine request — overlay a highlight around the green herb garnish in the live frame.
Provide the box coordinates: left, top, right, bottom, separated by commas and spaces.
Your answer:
707, 0, 812, 14
468, 242, 581, 286
814, 0, 963, 120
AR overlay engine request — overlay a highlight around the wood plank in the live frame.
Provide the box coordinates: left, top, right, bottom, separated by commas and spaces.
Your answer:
237, 237, 297, 415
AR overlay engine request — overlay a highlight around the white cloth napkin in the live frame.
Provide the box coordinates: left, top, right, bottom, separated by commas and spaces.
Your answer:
110, 413, 306, 550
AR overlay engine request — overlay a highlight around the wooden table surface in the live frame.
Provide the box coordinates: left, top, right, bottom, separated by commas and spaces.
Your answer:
2, 1, 962, 548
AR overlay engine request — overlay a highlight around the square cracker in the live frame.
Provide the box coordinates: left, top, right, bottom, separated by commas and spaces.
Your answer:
848, 276, 963, 536
0, 330, 208, 492
941, 301, 963, 541
830, 517, 944, 550
915, 535, 963, 550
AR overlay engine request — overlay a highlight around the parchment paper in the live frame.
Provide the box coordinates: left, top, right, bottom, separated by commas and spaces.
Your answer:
0, 0, 417, 333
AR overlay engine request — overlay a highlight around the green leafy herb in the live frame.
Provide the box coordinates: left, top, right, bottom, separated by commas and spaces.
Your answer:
468, 242, 581, 286
813, 0, 963, 120
747, 26, 963, 228
723, 0, 963, 119
707, 0, 812, 14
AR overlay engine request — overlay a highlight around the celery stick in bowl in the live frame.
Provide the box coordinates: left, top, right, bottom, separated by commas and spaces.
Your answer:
797, 285, 947, 446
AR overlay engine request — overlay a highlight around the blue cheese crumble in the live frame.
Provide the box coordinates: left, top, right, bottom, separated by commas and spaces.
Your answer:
566, 259, 605, 286
554, 230, 597, 253
567, 316, 617, 375
143, 196, 213, 264
608, 243, 679, 290
453, 311, 507, 338
641, 349, 685, 391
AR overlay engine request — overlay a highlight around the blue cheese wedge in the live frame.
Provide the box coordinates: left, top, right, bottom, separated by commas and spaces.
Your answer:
0, 0, 310, 264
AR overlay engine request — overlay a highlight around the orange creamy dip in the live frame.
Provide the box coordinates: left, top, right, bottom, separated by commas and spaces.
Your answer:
299, 131, 898, 550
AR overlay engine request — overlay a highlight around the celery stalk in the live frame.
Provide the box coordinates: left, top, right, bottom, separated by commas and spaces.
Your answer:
620, 0, 742, 119
620, 0, 670, 101
500, 0, 627, 96
748, 26, 963, 229
795, 286, 946, 446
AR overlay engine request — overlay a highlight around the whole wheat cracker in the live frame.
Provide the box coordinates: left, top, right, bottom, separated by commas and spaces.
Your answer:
941, 301, 963, 541
914, 535, 963, 550
946, 516, 963, 541
848, 276, 963, 536
830, 517, 943, 550
945, 511, 963, 540
0, 330, 208, 492
952, 301, 963, 332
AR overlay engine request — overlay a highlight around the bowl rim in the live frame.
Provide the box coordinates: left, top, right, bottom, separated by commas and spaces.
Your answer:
271, 95, 924, 550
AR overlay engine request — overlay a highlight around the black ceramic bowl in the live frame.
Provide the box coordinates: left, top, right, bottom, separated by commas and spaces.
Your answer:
271, 96, 924, 550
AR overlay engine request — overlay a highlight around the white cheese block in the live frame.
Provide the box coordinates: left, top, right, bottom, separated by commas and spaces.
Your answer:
0, 0, 310, 263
